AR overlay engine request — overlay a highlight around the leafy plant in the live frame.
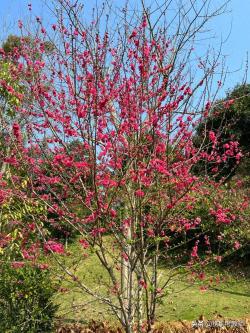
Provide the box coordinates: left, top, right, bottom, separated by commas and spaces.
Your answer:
0, 262, 58, 333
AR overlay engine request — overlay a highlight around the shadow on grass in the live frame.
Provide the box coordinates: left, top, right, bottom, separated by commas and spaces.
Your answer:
210, 287, 250, 298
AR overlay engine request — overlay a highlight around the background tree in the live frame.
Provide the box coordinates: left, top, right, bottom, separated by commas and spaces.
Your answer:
193, 83, 250, 181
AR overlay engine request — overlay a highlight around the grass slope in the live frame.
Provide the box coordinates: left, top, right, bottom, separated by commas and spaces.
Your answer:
49, 238, 250, 323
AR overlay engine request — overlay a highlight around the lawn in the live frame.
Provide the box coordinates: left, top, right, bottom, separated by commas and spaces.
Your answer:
49, 238, 250, 324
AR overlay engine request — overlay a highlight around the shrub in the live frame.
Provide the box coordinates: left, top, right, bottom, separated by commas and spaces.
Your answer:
0, 262, 58, 333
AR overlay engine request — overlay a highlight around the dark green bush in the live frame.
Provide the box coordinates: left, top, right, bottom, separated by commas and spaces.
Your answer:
0, 262, 58, 333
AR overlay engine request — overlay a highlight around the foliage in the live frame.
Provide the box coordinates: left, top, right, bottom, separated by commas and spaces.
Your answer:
2, 34, 54, 56
0, 262, 58, 333
193, 84, 250, 181
2, 35, 29, 55
0, 60, 23, 113
166, 180, 250, 264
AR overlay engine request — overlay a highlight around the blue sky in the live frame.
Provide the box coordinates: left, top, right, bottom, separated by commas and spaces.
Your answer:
0, 0, 249, 95
212, 0, 250, 92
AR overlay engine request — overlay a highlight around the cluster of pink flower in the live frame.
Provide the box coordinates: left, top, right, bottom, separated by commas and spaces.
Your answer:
44, 241, 64, 254
210, 206, 236, 224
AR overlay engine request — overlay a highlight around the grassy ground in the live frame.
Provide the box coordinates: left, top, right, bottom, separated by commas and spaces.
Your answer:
49, 238, 250, 324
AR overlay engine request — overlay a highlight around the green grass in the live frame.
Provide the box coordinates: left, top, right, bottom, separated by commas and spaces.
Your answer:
157, 279, 249, 321
49, 238, 250, 323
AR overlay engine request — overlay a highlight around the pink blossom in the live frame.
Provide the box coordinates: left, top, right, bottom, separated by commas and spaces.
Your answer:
79, 239, 89, 249
195, 217, 201, 224
216, 256, 222, 263
109, 209, 117, 218
37, 263, 49, 270
90, 228, 106, 237
191, 241, 199, 258
0, 189, 8, 205
209, 131, 216, 143
13, 123, 21, 141
46, 176, 60, 184
27, 223, 36, 231
210, 207, 234, 224
234, 241, 241, 250
44, 241, 64, 254
205, 101, 211, 110
147, 229, 155, 237
11, 261, 25, 269
122, 252, 129, 261
98, 177, 117, 188
75, 161, 88, 168
135, 189, 145, 197
129, 30, 137, 39
22, 249, 36, 260
139, 279, 147, 289
18, 20, 23, 29
156, 288, 162, 294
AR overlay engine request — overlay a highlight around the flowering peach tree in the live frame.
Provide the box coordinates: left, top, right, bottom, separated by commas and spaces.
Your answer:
0, 0, 248, 332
